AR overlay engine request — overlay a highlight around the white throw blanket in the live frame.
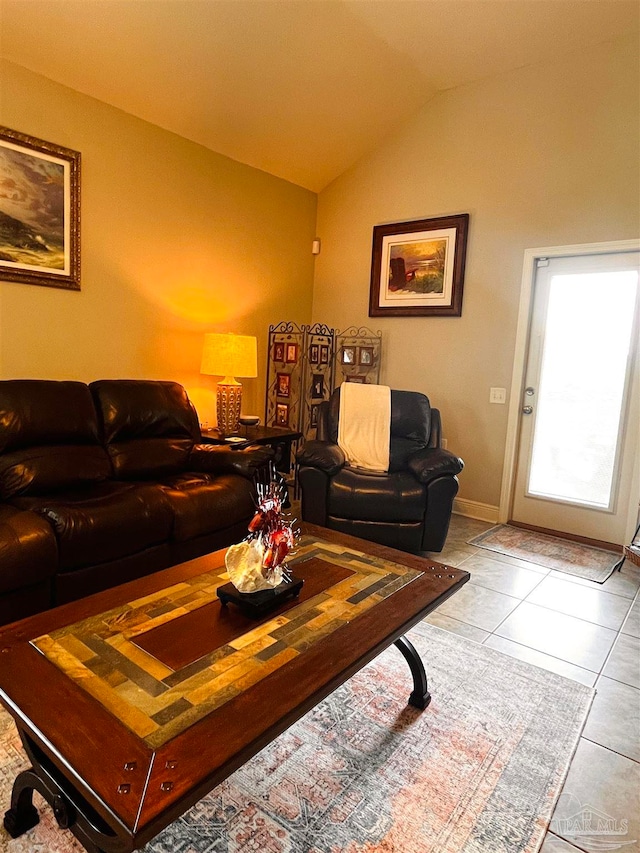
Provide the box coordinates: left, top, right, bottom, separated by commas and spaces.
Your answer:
337, 382, 391, 472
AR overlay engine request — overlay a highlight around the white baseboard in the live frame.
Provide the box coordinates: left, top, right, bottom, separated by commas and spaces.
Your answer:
453, 498, 499, 524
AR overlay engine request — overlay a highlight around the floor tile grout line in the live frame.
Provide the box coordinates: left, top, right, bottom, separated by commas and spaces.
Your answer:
545, 829, 590, 853
580, 735, 640, 766
595, 617, 631, 681
481, 631, 599, 679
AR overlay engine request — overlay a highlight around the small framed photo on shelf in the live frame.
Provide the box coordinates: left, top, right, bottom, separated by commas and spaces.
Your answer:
286, 343, 298, 364
276, 372, 290, 398
358, 346, 374, 366
273, 341, 285, 362
341, 346, 356, 365
309, 344, 319, 364
346, 375, 366, 383
311, 374, 325, 399
310, 403, 321, 428
275, 402, 289, 427
320, 345, 330, 364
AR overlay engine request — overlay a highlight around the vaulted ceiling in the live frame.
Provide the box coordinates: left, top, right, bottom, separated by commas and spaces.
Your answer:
2, 0, 637, 191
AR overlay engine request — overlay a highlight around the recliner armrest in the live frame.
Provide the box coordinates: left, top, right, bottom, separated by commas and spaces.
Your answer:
297, 441, 345, 475
189, 444, 273, 479
407, 447, 464, 483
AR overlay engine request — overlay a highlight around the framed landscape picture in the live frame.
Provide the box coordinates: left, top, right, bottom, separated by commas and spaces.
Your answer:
369, 214, 469, 317
0, 126, 80, 290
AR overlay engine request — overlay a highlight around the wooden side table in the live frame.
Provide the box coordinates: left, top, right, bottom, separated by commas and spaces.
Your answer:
200, 425, 303, 479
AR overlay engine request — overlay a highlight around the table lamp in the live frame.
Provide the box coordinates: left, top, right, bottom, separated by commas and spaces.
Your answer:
200, 333, 258, 435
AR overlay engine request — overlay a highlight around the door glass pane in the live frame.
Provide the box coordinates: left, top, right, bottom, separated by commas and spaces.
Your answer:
528, 270, 638, 508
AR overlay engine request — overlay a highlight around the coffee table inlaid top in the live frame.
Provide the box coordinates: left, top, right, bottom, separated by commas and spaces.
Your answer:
31, 537, 423, 749
0, 524, 469, 848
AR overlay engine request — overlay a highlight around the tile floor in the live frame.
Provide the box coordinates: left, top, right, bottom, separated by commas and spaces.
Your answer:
426, 514, 640, 853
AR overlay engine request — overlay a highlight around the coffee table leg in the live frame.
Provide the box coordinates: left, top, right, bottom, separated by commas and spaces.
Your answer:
394, 635, 431, 709
3, 768, 41, 837
3, 728, 129, 853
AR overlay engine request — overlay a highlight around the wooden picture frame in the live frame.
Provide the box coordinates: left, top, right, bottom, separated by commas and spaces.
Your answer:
358, 347, 374, 366
273, 342, 285, 362
319, 345, 329, 364
369, 214, 469, 317
341, 346, 356, 365
0, 126, 80, 290
310, 403, 321, 428
311, 374, 325, 399
275, 402, 289, 426
309, 344, 319, 364
276, 372, 290, 398
285, 343, 298, 364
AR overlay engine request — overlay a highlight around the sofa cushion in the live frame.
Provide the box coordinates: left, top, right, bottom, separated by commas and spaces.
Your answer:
91, 380, 200, 479
0, 505, 58, 594
0, 380, 111, 498
159, 472, 255, 542
12, 482, 174, 572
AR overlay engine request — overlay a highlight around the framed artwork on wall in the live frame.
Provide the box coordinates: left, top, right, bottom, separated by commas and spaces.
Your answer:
0, 126, 80, 290
369, 214, 469, 317
309, 344, 319, 364
286, 343, 299, 363
273, 342, 285, 361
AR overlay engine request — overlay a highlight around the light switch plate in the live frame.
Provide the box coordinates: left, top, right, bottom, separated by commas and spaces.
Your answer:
490, 387, 507, 404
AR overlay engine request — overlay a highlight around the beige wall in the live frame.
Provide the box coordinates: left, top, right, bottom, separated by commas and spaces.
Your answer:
0, 60, 316, 422
313, 36, 640, 512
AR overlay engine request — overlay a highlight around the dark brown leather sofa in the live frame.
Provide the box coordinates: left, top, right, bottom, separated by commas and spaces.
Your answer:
0, 379, 271, 626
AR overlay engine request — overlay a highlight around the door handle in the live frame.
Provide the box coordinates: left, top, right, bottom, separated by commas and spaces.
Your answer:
522, 406, 533, 415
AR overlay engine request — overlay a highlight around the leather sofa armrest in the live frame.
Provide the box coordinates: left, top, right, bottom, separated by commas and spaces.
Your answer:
407, 447, 464, 483
297, 441, 345, 475
189, 444, 273, 479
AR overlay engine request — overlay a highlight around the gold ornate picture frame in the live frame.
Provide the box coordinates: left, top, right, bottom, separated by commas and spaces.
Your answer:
0, 126, 80, 290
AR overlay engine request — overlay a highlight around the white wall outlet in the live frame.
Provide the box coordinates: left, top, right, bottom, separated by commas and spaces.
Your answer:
490, 387, 507, 404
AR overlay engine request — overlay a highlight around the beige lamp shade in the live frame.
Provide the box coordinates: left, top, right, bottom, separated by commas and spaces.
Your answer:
200, 333, 258, 435
200, 333, 258, 379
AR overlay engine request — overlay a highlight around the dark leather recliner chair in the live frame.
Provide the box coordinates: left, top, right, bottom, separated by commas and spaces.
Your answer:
297, 389, 463, 553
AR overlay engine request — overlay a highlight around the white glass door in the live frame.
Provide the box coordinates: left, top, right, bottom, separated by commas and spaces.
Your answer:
511, 251, 639, 544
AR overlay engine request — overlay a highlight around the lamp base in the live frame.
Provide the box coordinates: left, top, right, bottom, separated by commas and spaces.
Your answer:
216, 379, 242, 435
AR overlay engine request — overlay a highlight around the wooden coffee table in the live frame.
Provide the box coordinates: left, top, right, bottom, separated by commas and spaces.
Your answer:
0, 524, 469, 852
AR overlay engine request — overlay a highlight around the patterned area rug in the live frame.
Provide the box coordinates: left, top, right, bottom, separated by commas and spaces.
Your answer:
468, 524, 621, 583
0, 623, 592, 853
